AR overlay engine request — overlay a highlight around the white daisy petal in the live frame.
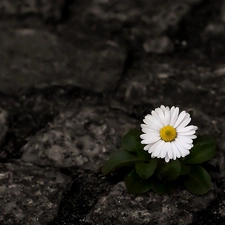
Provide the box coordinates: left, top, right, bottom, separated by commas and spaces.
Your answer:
144, 144, 153, 151
164, 109, 171, 125
176, 114, 191, 129
161, 142, 170, 158
181, 149, 190, 157
177, 135, 194, 143
175, 137, 193, 150
171, 142, 180, 159
167, 143, 173, 160
150, 140, 164, 157
177, 129, 197, 135
174, 141, 190, 157
160, 105, 167, 114
173, 111, 187, 128
141, 124, 159, 132
151, 110, 164, 127
140, 105, 197, 163
170, 107, 179, 126
153, 141, 165, 157
165, 154, 170, 162
177, 125, 198, 132
169, 106, 175, 124
140, 133, 160, 140
154, 107, 167, 125
160, 106, 170, 122
185, 135, 197, 139
144, 115, 162, 128
141, 127, 159, 134
141, 136, 161, 144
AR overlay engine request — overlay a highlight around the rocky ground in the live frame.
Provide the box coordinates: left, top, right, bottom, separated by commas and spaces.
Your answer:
0, 0, 225, 224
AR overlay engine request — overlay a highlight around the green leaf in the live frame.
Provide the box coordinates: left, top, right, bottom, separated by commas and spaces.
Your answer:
135, 158, 157, 179
180, 164, 190, 175
136, 146, 152, 160
122, 128, 143, 152
183, 165, 211, 195
125, 169, 152, 194
157, 160, 181, 181
102, 151, 141, 175
183, 135, 216, 164
151, 178, 177, 195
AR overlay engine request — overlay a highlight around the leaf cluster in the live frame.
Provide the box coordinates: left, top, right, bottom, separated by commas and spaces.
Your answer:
102, 129, 216, 195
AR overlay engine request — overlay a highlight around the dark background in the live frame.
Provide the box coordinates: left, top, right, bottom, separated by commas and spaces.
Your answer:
0, 0, 225, 225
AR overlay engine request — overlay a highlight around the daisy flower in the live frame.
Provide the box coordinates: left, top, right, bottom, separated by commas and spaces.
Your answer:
140, 105, 198, 162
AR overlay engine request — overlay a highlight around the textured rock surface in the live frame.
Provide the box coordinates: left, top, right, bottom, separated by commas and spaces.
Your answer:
116, 57, 217, 109
0, 0, 65, 20
51, 170, 113, 225
0, 108, 8, 147
21, 105, 137, 172
0, 0, 225, 225
62, 36, 126, 93
0, 29, 125, 94
85, 182, 216, 225
80, 0, 202, 51
0, 160, 71, 225
60, 0, 204, 57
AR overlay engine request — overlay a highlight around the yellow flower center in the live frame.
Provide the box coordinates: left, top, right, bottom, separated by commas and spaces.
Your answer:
160, 125, 177, 142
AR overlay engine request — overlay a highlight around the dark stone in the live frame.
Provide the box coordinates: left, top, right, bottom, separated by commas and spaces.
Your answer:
0, 29, 126, 94
0, 160, 72, 225
0, 108, 8, 148
21, 105, 137, 172
0, 0, 225, 224
85, 182, 216, 225
50, 170, 113, 225
0, 0, 65, 21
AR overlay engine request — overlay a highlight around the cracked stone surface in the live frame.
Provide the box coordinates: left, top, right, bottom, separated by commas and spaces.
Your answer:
71, 0, 202, 52
51, 170, 113, 225
115, 57, 218, 109
0, 108, 8, 147
21, 105, 137, 172
0, 0, 65, 20
0, 0, 225, 224
85, 182, 216, 225
0, 160, 71, 225
0, 29, 125, 94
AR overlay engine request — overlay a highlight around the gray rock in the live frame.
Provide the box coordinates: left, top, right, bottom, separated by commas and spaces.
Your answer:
83, 0, 201, 40
204, 23, 225, 36
221, 0, 225, 23
143, 36, 174, 54
0, 0, 65, 20
50, 170, 113, 225
214, 64, 225, 77
115, 57, 221, 116
0, 160, 71, 225
85, 181, 216, 225
21, 105, 137, 172
0, 29, 126, 94
0, 29, 64, 93
0, 108, 8, 147
63, 38, 126, 93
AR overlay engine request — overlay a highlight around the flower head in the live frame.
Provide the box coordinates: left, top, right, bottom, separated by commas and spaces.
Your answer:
140, 105, 198, 162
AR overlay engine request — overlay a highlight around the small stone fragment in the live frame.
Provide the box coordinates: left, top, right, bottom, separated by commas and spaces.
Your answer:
143, 36, 174, 54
